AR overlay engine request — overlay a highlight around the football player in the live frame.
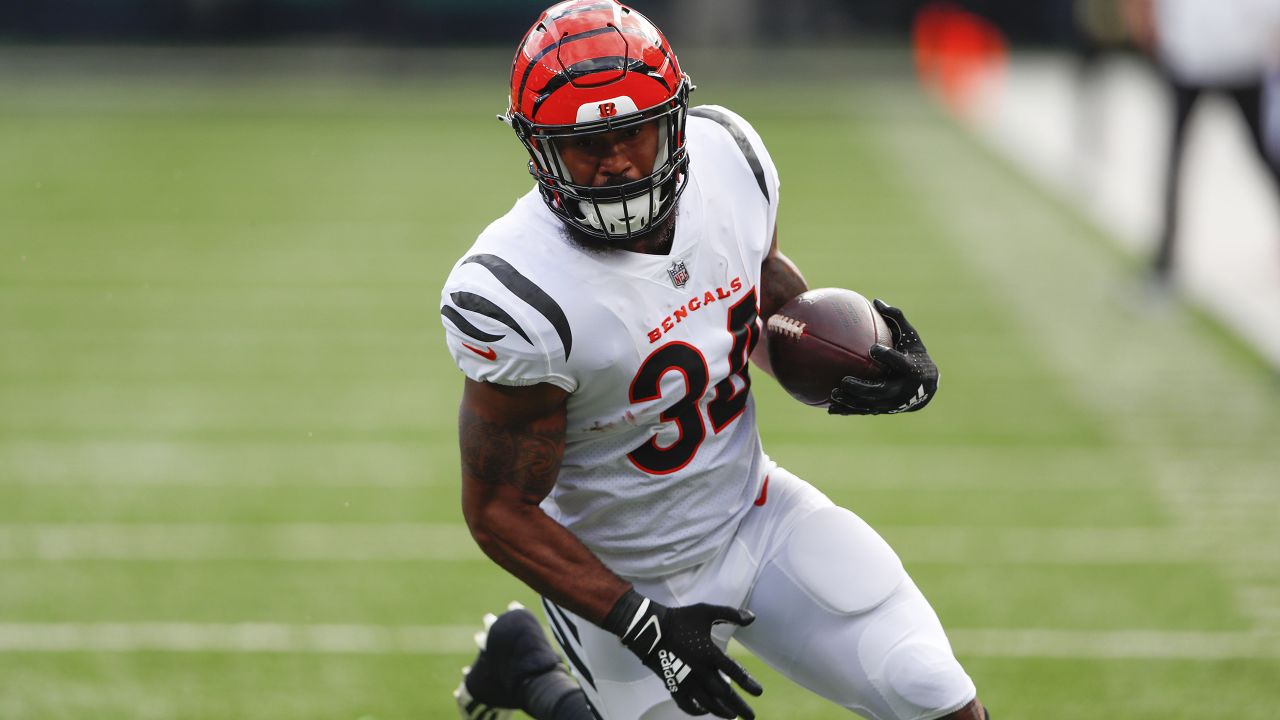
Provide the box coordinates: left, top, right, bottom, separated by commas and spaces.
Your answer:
440, 2, 988, 718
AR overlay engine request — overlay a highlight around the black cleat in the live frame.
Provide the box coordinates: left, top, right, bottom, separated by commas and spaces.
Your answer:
454, 601, 567, 720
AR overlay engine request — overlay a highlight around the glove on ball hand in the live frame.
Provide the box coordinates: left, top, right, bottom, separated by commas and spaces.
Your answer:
604, 589, 763, 719
829, 299, 939, 416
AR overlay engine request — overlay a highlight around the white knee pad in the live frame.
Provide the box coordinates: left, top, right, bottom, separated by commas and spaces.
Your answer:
881, 640, 974, 717
783, 506, 906, 614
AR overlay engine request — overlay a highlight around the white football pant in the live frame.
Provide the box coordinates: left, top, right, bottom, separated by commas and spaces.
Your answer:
541, 465, 977, 720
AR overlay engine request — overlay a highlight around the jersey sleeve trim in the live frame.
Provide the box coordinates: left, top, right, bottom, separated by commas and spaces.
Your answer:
688, 106, 771, 202
462, 253, 574, 359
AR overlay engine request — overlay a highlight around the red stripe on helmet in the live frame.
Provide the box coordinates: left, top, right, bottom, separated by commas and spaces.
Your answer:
510, 0, 681, 126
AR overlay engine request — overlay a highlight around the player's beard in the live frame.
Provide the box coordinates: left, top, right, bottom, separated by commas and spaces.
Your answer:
565, 209, 677, 257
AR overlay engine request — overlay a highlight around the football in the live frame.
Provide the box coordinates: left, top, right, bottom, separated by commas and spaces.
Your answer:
765, 287, 893, 406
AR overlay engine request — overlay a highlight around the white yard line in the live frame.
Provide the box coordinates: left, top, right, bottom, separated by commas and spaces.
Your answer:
948, 628, 1280, 660
0, 622, 477, 655
0, 522, 1249, 565
1, 622, 1276, 660
0, 523, 484, 562
0, 440, 448, 488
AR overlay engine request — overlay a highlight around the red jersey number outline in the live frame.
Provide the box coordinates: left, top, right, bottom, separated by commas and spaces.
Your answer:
626, 289, 759, 475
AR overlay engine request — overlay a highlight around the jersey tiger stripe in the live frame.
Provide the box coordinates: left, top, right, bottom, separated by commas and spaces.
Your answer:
449, 290, 534, 345
440, 305, 504, 343
462, 253, 574, 359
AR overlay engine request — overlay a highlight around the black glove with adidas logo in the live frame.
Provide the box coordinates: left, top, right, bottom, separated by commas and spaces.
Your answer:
829, 299, 939, 416
603, 589, 763, 719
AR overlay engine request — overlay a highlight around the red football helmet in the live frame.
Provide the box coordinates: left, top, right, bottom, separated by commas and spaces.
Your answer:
503, 0, 692, 242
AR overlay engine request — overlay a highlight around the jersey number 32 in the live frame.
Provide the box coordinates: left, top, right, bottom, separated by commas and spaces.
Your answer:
627, 290, 759, 475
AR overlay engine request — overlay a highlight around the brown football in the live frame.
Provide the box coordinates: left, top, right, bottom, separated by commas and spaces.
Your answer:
765, 287, 893, 406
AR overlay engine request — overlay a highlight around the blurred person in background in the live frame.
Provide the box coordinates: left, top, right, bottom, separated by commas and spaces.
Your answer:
1124, 0, 1280, 284
440, 1, 990, 719
1267, 43, 1280, 167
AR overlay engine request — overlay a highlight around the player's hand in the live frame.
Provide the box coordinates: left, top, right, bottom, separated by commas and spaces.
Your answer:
604, 589, 763, 719
829, 299, 938, 415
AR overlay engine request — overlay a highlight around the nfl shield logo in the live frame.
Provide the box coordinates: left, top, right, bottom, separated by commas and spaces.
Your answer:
667, 260, 690, 288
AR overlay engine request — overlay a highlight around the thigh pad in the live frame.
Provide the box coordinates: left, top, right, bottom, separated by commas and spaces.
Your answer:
781, 506, 906, 615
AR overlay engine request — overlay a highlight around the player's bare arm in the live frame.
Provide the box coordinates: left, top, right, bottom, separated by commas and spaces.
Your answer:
758, 226, 808, 321
459, 377, 764, 719
459, 378, 630, 624
754, 225, 807, 376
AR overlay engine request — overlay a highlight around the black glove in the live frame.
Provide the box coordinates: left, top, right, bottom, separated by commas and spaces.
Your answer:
603, 589, 763, 719
829, 299, 939, 415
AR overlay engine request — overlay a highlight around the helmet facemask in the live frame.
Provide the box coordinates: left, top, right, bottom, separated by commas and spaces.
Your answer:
572, 120, 669, 235
509, 78, 691, 244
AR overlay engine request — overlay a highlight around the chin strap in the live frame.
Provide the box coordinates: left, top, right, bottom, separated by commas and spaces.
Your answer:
579, 186, 667, 234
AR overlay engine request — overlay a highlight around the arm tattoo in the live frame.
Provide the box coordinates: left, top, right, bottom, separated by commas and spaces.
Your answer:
459, 410, 565, 501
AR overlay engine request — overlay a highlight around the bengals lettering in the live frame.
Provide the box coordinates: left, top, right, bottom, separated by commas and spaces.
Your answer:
647, 277, 744, 343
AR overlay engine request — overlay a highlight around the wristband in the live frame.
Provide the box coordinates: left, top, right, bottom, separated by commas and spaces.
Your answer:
602, 588, 647, 637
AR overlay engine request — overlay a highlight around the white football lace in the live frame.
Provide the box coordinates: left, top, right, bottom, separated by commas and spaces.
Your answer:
767, 315, 806, 339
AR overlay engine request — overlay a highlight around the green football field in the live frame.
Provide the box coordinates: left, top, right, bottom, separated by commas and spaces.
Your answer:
3, 48, 1279, 719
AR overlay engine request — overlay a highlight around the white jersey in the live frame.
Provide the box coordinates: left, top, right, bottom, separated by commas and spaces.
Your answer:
440, 106, 781, 578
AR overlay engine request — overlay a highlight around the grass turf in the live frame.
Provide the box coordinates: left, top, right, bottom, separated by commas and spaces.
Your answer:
2, 49, 1279, 718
